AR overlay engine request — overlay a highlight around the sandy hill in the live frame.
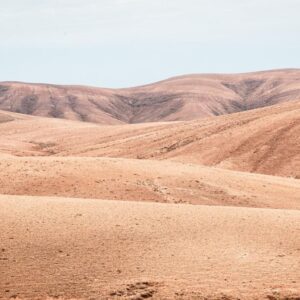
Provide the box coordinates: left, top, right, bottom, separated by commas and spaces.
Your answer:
1, 195, 299, 300
0, 156, 299, 209
0, 111, 15, 123
0, 99, 298, 178
0, 69, 299, 124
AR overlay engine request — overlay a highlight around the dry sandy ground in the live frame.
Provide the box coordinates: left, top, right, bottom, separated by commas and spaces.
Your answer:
0, 91, 299, 299
0, 99, 299, 177
0, 69, 299, 124
0, 195, 299, 300
0, 157, 299, 209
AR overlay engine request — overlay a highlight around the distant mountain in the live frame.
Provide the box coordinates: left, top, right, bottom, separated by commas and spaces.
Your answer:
0, 69, 299, 124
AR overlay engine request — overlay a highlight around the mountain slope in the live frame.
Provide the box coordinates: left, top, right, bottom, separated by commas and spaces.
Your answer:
0, 99, 299, 178
0, 69, 299, 124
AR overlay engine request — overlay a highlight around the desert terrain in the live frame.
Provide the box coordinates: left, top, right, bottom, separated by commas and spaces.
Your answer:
0, 70, 300, 300
0, 98, 299, 177
0, 69, 300, 124
1, 196, 300, 300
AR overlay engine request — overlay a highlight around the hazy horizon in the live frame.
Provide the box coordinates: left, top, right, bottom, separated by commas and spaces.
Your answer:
1, 0, 299, 88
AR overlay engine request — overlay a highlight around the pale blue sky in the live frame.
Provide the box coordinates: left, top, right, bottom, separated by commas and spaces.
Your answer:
0, 0, 299, 87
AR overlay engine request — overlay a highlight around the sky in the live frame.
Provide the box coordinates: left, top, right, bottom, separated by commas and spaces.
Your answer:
0, 0, 299, 87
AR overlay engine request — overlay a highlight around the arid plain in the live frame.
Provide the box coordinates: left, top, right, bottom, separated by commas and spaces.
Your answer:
0, 69, 300, 300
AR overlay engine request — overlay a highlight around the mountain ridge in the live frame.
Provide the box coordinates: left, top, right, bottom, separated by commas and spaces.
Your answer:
0, 68, 299, 124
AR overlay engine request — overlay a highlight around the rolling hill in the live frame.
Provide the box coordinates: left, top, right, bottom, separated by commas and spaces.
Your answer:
0, 156, 299, 209
0, 99, 298, 178
0, 69, 299, 124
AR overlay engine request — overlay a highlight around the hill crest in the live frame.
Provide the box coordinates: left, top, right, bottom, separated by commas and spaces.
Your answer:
0, 69, 299, 124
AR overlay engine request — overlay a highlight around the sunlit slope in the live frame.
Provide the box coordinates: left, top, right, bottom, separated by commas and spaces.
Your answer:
0, 157, 299, 209
0, 69, 299, 123
1, 99, 298, 177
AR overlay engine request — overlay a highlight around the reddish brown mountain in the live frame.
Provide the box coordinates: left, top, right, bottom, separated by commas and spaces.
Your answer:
0, 69, 299, 124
